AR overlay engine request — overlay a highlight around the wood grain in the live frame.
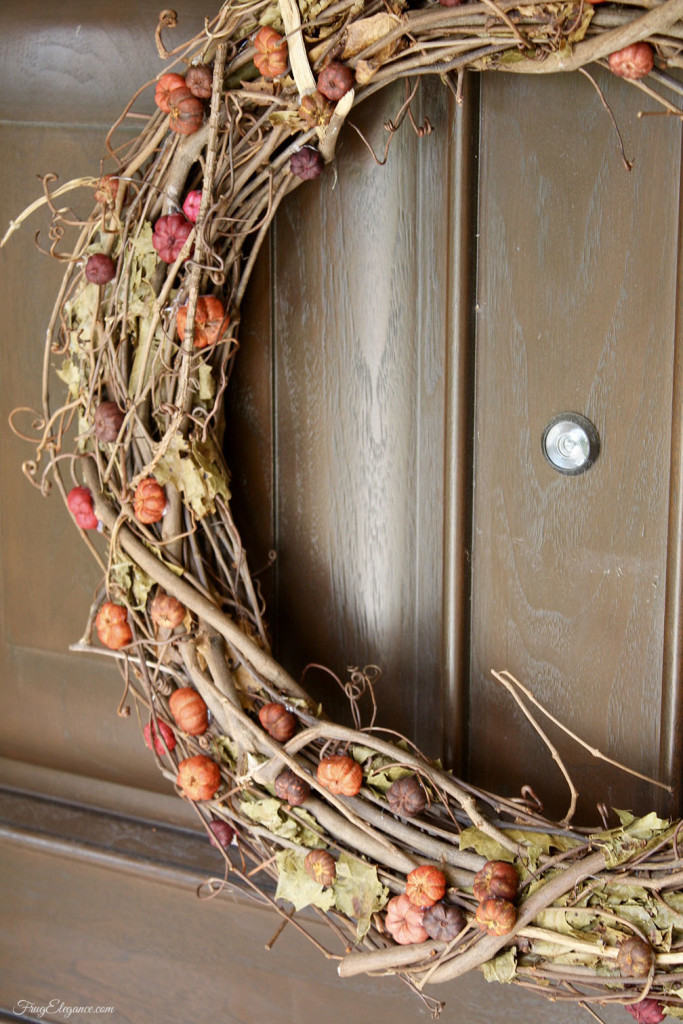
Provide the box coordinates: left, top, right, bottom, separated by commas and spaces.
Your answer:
469, 67, 682, 820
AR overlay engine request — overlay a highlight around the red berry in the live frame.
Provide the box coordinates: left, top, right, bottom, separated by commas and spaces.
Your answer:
182, 190, 202, 223
85, 253, 116, 285
208, 819, 235, 848
152, 213, 193, 264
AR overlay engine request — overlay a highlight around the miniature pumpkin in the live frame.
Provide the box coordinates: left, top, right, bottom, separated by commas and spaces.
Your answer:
422, 902, 466, 942
208, 818, 235, 849
624, 999, 666, 1023
258, 702, 297, 742
133, 477, 166, 524
154, 72, 187, 112
304, 849, 336, 887
152, 213, 193, 264
472, 860, 519, 903
405, 865, 447, 908
316, 754, 363, 796
169, 686, 209, 735
176, 755, 221, 801
290, 148, 324, 182
608, 41, 654, 80
617, 937, 655, 978
186, 63, 213, 99
95, 601, 132, 650
85, 253, 116, 284
143, 719, 176, 756
386, 775, 426, 817
253, 26, 288, 79
274, 767, 311, 806
299, 92, 332, 130
317, 61, 354, 101
176, 295, 229, 349
94, 174, 119, 207
94, 401, 125, 442
182, 189, 202, 223
384, 894, 428, 945
149, 589, 186, 630
67, 486, 98, 530
167, 86, 204, 135
475, 897, 517, 936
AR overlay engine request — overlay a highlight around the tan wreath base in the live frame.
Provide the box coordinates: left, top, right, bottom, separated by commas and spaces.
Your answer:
7, 0, 683, 1017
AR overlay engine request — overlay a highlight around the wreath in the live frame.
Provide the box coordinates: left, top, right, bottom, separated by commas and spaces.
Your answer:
6, 1, 683, 1019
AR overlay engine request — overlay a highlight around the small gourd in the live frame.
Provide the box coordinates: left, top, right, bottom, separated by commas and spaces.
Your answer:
475, 898, 517, 936
405, 865, 447, 908
167, 86, 204, 135
144, 719, 177, 756
133, 478, 166, 524
274, 767, 311, 806
304, 849, 336, 887
176, 295, 229, 349
253, 27, 288, 79
169, 687, 209, 736
384, 894, 428, 945
258, 702, 296, 742
176, 755, 221, 801
96, 601, 132, 650
149, 590, 186, 630
316, 755, 363, 796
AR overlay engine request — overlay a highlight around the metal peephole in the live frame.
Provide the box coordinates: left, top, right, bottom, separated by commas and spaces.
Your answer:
542, 413, 600, 476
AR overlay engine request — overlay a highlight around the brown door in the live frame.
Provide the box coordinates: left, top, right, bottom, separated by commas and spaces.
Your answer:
0, 2, 680, 1021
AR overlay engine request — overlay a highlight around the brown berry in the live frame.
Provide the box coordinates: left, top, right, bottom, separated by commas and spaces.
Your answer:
208, 819, 235, 849
317, 62, 354, 101
290, 148, 324, 181
85, 253, 116, 284
274, 767, 311, 806
473, 860, 519, 903
422, 903, 466, 942
475, 898, 517, 936
186, 64, 213, 99
299, 92, 332, 130
304, 849, 336, 887
386, 775, 426, 817
617, 937, 655, 978
94, 401, 125, 442
608, 42, 654, 80
258, 702, 297, 742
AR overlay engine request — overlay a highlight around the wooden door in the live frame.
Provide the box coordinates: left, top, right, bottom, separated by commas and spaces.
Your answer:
0, 2, 680, 1021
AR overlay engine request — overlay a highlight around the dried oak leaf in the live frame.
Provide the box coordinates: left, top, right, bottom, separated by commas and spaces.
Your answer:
342, 12, 401, 63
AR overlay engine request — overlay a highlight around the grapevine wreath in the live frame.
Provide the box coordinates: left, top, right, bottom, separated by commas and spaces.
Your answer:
7, 0, 683, 1018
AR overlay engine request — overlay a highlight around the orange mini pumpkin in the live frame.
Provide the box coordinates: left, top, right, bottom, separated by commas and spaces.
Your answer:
133, 478, 166, 524
154, 72, 187, 112
316, 755, 363, 797
96, 601, 132, 650
258, 702, 296, 742
167, 86, 204, 136
176, 295, 229, 350
253, 26, 288, 79
169, 687, 209, 736
475, 897, 517, 936
149, 589, 186, 630
176, 755, 221, 801
405, 865, 447, 908
384, 894, 428, 945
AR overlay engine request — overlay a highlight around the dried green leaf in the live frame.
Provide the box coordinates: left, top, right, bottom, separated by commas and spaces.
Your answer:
591, 812, 672, 868
63, 282, 100, 343
239, 795, 322, 847
663, 1009, 683, 1019
198, 364, 216, 403
153, 433, 230, 519
213, 735, 239, 767
108, 555, 156, 610
567, 5, 593, 44
332, 852, 388, 940
275, 849, 336, 912
459, 827, 580, 869
482, 948, 517, 983
55, 358, 81, 400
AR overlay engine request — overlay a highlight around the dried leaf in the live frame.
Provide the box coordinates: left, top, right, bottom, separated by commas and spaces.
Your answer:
63, 282, 99, 344
55, 358, 81, 400
567, 5, 593, 44
459, 826, 580, 868
239, 795, 323, 847
108, 555, 156, 609
153, 433, 230, 519
591, 812, 672, 868
342, 12, 401, 62
331, 852, 388, 940
482, 948, 517, 983
198, 364, 216, 403
275, 849, 336, 912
